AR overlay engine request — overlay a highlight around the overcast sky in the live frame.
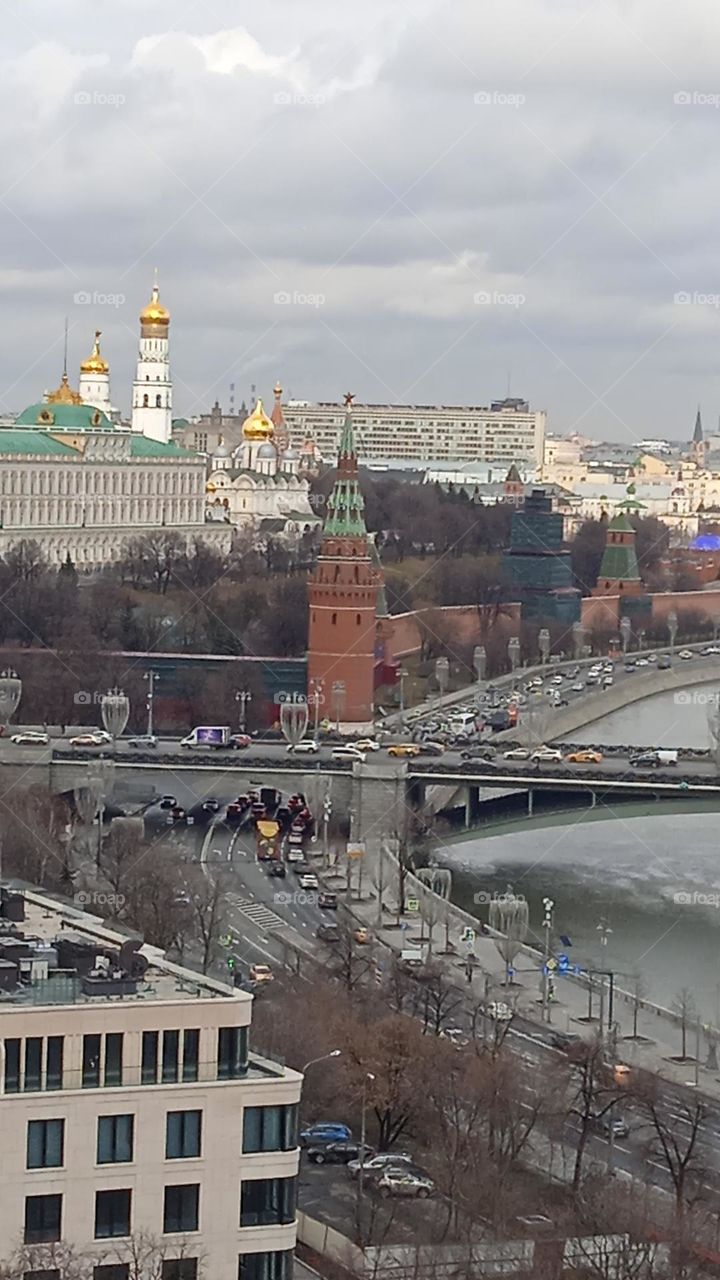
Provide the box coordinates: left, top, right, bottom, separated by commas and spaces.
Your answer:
3, 0, 720, 442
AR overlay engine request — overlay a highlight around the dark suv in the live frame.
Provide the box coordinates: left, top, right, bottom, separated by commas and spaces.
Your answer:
307, 1141, 374, 1165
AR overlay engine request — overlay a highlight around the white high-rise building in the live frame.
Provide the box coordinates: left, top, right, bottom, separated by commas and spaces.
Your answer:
78, 330, 120, 422
131, 279, 173, 444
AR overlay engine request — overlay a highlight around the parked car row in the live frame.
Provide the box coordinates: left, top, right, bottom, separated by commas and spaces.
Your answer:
300, 1124, 435, 1196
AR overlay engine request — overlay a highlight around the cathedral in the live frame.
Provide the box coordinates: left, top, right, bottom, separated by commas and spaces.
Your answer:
204, 392, 321, 537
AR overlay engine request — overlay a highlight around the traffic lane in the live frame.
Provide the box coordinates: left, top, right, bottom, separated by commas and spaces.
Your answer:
227, 827, 334, 938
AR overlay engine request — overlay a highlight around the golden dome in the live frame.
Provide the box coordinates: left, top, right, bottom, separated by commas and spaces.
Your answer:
46, 371, 83, 405
140, 282, 170, 331
80, 330, 109, 375
242, 398, 274, 441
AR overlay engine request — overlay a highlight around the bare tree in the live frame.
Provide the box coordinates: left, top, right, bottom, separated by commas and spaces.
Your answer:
567, 1036, 617, 1191
638, 1080, 708, 1232
185, 868, 229, 974
628, 972, 648, 1041
672, 987, 696, 1062
331, 928, 375, 992
417, 966, 463, 1036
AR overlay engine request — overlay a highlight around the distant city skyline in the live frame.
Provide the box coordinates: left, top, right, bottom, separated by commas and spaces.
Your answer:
4, 0, 720, 442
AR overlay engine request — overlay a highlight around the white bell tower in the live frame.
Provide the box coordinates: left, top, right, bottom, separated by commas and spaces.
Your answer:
131, 275, 172, 443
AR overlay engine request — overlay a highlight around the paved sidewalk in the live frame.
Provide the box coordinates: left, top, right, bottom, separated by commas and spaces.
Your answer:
317, 839, 720, 1100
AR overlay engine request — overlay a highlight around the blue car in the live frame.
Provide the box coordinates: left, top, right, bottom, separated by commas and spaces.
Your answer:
300, 1122, 352, 1147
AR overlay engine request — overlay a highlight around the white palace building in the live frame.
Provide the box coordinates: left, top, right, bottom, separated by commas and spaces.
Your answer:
1, 285, 231, 568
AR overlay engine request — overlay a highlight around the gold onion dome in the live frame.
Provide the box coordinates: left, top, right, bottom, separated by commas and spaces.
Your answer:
140, 283, 170, 330
242, 398, 274, 440
46, 371, 83, 405
80, 330, 109, 375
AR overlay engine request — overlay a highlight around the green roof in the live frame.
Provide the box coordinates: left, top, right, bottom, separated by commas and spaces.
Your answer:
16, 402, 112, 429
0, 431, 78, 456
130, 437, 197, 459
607, 511, 635, 533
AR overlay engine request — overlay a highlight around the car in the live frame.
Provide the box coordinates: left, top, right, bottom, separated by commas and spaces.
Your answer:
231, 733, 252, 749
91, 729, 113, 744
287, 848, 305, 864
387, 743, 420, 758
355, 738, 380, 752
703, 645, 720, 656
634, 658, 649, 667
269, 862, 287, 879
299, 1122, 352, 1147
291, 861, 311, 876
318, 891, 338, 910
159, 794, 177, 809
549, 675, 564, 686
416, 741, 446, 756
248, 964, 273, 984
679, 650, 694, 660
331, 747, 366, 763
347, 1152, 415, 1180
571, 682, 585, 693
377, 1169, 434, 1199
531, 747, 563, 762
10, 731, 49, 745
565, 749, 603, 764
623, 662, 636, 672
602, 676, 614, 687
354, 927, 370, 945
486, 1001, 513, 1021
202, 799, 220, 813
69, 733, 105, 747
307, 1140, 374, 1166
550, 1031, 584, 1053
287, 740, 320, 755
591, 1114, 630, 1140
297, 873, 319, 890
316, 922, 341, 943
127, 734, 158, 748
503, 747, 530, 761
460, 745, 496, 761
440, 1027, 470, 1048
585, 674, 600, 686
657, 655, 672, 669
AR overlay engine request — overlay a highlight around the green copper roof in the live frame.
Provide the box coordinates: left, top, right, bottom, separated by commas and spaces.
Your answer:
607, 511, 635, 533
599, 520, 641, 584
324, 479, 367, 536
16, 402, 112, 429
0, 431, 78, 456
130, 437, 197, 459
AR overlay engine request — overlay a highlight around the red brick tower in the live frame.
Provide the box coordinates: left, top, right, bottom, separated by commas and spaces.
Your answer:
307, 395, 378, 725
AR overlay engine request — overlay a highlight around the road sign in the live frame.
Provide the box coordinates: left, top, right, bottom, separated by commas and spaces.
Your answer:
557, 953, 569, 973
547, 957, 558, 972
406, 898, 420, 913
507, 966, 515, 978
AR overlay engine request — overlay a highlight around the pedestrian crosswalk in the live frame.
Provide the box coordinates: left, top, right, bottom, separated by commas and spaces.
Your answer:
227, 894, 285, 934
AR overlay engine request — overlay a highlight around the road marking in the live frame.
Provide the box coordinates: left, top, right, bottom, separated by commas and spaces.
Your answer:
227, 894, 286, 933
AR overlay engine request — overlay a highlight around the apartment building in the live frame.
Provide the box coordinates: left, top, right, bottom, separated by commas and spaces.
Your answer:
282, 397, 546, 467
0, 888, 301, 1279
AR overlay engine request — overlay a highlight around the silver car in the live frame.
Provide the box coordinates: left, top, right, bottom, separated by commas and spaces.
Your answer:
377, 1169, 435, 1198
347, 1152, 414, 1180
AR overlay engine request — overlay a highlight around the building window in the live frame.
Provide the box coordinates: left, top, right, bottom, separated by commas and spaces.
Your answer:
83, 1034, 101, 1088
182, 1029, 199, 1082
104, 1033, 124, 1087
141, 1030, 158, 1084
94, 1189, 132, 1239
243, 1106, 298, 1154
217, 1026, 248, 1080
5, 1038, 20, 1092
24, 1038, 42, 1092
240, 1178, 296, 1228
93, 1268, 129, 1280
24, 1194, 62, 1244
27, 1119, 64, 1170
331, 613, 337, 625
238, 1253, 293, 1280
162, 1262, 197, 1280
24, 1270, 60, 1280
97, 1115, 134, 1164
164, 1184, 200, 1234
46, 1036, 63, 1090
166, 1111, 202, 1159
162, 1030, 180, 1083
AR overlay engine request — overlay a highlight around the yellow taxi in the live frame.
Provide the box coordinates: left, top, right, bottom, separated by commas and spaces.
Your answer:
564, 749, 603, 764
387, 743, 421, 758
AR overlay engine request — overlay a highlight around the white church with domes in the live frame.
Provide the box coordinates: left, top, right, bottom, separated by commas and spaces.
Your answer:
205, 397, 321, 536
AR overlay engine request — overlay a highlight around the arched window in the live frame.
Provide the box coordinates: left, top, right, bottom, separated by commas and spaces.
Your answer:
356, 613, 361, 625
331, 612, 337, 625
143, 394, 149, 408
156, 395, 162, 408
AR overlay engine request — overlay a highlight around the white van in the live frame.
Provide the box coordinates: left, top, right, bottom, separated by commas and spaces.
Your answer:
449, 711, 478, 735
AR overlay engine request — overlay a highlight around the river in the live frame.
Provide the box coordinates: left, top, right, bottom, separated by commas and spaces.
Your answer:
440, 681, 720, 1019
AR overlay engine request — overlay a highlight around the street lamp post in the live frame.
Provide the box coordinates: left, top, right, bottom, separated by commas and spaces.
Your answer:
331, 681, 346, 731
358, 1071, 376, 1200
668, 609, 678, 659
301, 1049, 342, 1073
538, 629, 551, 666
541, 896, 554, 1023
435, 656, 450, 699
100, 688, 129, 751
309, 678, 324, 738
619, 617, 631, 657
473, 645, 486, 684
322, 794, 332, 869
234, 689, 253, 733
398, 669, 408, 725
0, 669, 22, 731
572, 620, 585, 662
508, 636, 521, 674
143, 671, 158, 740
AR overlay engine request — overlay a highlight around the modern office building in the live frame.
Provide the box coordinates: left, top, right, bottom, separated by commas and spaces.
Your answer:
282, 397, 546, 467
0, 886, 301, 1278
503, 487, 581, 624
